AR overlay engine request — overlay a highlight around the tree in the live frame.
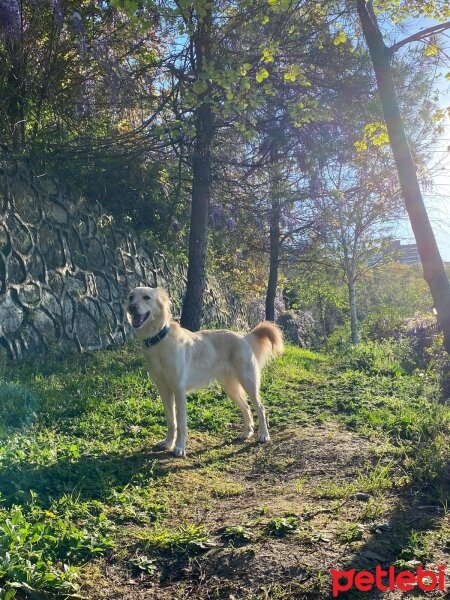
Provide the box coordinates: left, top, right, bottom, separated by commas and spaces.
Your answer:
180, 1, 215, 331
356, 0, 450, 354
317, 152, 401, 343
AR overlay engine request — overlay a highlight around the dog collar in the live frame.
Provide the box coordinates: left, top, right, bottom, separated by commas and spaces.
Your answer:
143, 324, 170, 348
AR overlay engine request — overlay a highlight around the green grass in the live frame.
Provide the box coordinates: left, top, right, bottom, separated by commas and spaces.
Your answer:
0, 341, 449, 597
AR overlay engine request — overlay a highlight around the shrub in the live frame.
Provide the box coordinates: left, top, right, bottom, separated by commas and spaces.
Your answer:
335, 340, 414, 376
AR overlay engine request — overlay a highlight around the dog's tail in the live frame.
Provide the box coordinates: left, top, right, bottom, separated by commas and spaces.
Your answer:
245, 321, 284, 368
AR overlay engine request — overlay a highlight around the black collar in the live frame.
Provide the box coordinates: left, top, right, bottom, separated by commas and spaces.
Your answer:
143, 324, 170, 348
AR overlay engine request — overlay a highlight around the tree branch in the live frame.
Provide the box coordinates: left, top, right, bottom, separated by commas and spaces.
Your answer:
390, 21, 450, 55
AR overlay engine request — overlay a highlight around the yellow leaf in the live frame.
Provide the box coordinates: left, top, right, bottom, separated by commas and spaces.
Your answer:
354, 140, 368, 152
256, 68, 269, 82
261, 48, 274, 63
333, 31, 347, 46
424, 43, 439, 57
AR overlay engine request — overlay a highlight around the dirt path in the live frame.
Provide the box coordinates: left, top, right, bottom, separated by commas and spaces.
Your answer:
82, 420, 449, 599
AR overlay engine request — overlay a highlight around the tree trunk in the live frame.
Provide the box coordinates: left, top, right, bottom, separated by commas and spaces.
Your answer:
265, 143, 282, 321
180, 6, 214, 331
265, 196, 281, 321
348, 278, 359, 344
356, 0, 450, 354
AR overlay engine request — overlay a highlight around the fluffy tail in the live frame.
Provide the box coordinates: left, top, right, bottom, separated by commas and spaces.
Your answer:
245, 321, 284, 368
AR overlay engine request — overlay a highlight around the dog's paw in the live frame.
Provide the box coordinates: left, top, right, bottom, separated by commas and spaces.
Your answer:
257, 433, 271, 443
173, 446, 186, 458
236, 429, 254, 441
155, 439, 175, 451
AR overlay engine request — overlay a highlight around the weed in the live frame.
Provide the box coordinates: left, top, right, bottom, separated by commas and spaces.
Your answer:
357, 498, 384, 522
294, 477, 307, 493
221, 525, 253, 544
336, 522, 364, 544
0, 495, 114, 597
136, 523, 212, 554
265, 516, 299, 537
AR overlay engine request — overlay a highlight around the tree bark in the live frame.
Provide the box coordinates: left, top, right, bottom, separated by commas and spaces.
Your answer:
180, 6, 214, 331
265, 143, 282, 321
357, 0, 450, 354
348, 278, 359, 344
265, 194, 281, 321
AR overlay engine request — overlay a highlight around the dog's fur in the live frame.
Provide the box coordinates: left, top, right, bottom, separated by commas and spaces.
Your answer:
127, 286, 284, 457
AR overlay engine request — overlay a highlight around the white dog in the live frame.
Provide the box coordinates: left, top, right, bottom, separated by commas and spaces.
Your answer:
127, 286, 284, 457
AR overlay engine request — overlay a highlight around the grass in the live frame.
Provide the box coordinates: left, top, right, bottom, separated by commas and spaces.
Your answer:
0, 341, 449, 598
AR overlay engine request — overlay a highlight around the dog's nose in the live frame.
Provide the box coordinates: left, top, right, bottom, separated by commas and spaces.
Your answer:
129, 303, 138, 313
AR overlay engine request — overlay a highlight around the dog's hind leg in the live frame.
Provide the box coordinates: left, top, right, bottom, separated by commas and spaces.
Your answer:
155, 384, 177, 451
237, 362, 270, 443
221, 376, 254, 440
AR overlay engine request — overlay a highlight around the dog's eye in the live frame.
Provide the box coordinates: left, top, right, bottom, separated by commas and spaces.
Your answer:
143, 295, 150, 300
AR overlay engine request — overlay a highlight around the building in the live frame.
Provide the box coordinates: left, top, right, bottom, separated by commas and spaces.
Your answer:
390, 240, 420, 265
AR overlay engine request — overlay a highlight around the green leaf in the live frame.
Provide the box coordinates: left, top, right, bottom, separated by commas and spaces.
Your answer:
262, 15, 270, 24
255, 68, 270, 83
192, 80, 208, 95
261, 48, 275, 63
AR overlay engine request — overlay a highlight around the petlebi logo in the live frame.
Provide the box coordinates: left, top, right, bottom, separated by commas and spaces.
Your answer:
330, 565, 446, 596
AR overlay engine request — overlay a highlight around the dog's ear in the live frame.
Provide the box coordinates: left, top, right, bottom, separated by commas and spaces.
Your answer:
156, 287, 170, 310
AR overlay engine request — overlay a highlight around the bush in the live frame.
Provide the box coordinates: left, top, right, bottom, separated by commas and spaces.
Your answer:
335, 339, 416, 376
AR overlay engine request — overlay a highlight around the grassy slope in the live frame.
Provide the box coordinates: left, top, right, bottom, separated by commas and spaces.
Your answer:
0, 343, 449, 599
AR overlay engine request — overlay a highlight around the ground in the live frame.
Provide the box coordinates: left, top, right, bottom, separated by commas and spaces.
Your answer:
0, 342, 449, 599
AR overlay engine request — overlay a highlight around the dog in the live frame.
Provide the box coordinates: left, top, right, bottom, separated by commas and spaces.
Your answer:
126, 286, 284, 457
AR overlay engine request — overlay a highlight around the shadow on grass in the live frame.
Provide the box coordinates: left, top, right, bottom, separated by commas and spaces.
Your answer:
336, 462, 450, 599
0, 438, 256, 506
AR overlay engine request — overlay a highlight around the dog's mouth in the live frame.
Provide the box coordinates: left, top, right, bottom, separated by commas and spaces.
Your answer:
130, 311, 151, 329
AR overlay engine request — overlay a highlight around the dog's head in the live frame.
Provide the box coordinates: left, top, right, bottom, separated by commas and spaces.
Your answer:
126, 286, 170, 333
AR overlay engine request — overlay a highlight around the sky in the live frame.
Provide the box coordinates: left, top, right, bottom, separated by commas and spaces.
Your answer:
393, 125, 450, 261
389, 16, 450, 261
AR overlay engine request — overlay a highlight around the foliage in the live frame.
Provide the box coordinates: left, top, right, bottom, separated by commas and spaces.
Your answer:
265, 516, 299, 537
0, 494, 114, 597
285, 261, 434, 349
334, 339, 413, 376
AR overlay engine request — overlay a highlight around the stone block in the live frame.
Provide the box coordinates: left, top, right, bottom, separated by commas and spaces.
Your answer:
0, 293, 23, 335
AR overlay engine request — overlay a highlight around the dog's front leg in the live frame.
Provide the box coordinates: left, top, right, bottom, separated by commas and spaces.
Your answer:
156, 388, 177, 451
173, 387, 187, 457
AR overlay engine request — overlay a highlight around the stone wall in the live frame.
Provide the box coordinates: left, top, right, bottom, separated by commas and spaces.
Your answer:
0, 161, 249, 359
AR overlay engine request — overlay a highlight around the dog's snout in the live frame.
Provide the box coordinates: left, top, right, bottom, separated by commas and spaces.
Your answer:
129, 303, 138, 313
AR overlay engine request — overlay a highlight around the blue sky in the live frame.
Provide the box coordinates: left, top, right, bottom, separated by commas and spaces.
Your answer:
388, 16, 450, 260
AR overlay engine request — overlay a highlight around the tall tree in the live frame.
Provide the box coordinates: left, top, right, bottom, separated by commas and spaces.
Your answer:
356, 0, 450, 353
180, 1, 215, 330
